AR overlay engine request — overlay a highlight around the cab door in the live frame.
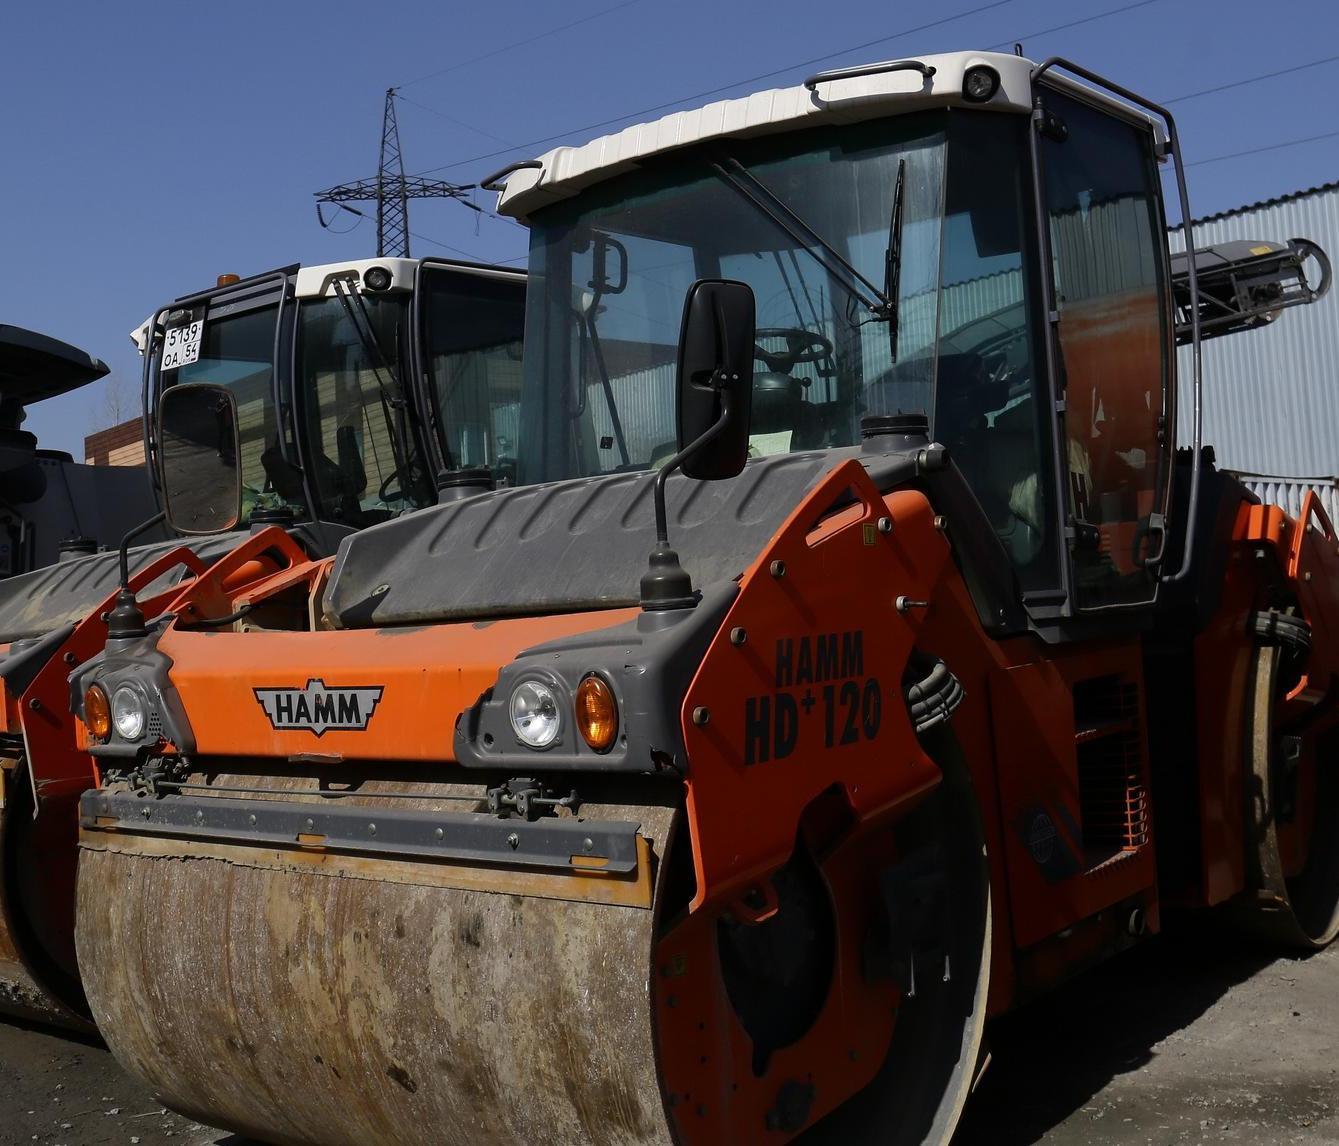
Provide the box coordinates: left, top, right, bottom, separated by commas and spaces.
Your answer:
1035, 87, 1174, 613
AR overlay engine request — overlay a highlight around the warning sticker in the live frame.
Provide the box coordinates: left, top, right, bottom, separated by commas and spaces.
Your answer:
748, 430, 792, 458
161, 321, 204, 371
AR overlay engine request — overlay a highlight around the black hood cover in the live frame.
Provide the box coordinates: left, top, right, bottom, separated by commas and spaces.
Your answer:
323, 451, 870, 628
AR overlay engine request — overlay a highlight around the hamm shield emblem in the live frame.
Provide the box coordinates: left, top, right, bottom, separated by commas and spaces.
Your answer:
253, 679, 385, 736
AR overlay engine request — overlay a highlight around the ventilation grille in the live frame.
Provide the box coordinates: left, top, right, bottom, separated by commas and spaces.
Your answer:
1072, 674, 1149, 868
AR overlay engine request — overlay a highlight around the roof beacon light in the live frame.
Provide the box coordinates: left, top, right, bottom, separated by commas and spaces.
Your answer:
962, 65, 1000, 103
216, 274, 241, 287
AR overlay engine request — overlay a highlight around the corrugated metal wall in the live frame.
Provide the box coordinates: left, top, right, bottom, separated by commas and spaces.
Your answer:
1236, 472, 1339, 523
1169, 184, 1339, 483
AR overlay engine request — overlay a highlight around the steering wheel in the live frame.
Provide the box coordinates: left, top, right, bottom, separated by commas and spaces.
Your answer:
754, 327, 833, 374
378, 469, 403, 505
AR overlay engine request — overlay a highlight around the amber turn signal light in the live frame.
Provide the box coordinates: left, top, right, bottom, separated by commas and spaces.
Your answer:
83, 684, 111, 741
575, 674, 618, 753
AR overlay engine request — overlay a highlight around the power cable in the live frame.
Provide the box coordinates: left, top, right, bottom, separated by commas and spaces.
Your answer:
1161, 53, 1339, 106
398, 0, 647, 88
408, 0, 1025, 177
985, 0, 1160, 50
408, 228, 527, 264
1180, 128, 1339, 169
396, 93, 521, 149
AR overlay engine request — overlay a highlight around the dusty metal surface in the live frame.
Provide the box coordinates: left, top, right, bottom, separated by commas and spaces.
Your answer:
77, 786, 678, 1146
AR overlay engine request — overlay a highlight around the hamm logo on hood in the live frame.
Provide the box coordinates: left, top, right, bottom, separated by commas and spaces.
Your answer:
253, 679, 385, 736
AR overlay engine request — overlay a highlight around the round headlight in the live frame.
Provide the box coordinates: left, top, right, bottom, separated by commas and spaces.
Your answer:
509, 680, 561, 748
111, 686, 146, 741
363, 265, 393, 292
575, 674, 618, 753
83, 685, 111, 741
962, 65, 1000, 103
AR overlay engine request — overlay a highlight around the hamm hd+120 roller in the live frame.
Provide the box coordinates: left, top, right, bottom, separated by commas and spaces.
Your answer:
69, 51, 1339, 1144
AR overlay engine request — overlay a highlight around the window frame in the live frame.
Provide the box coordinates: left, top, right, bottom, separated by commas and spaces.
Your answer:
144, 270, 300, 521
1027, 79, 1177, 622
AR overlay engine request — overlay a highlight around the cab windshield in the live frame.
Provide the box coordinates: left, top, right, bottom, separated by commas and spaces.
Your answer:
517, 110, 1056, 586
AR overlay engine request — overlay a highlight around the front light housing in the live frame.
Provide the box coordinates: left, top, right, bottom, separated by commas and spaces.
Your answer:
363, 265, 393, 291
962, 65, 1000, 103
509, 679, 561, 748
575, 674, 618, 753
111, 685, 146, 741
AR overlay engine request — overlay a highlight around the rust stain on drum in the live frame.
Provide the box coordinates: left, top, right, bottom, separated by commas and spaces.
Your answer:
76, 798, 677, 1146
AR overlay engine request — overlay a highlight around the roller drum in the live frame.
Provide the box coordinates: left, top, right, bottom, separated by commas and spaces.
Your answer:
77, 786, 677, 1146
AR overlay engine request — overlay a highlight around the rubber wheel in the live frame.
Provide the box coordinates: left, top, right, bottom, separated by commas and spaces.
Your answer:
1236, 644, 1339, 948
800, 725, 992, 1145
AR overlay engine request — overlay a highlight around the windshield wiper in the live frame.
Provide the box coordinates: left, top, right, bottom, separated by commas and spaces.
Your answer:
885, 157, 906, 363
329, 276, 417, 495
709, 152, 895, 322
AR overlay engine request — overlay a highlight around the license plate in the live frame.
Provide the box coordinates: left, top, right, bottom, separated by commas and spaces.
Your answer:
162, 321, 204, 371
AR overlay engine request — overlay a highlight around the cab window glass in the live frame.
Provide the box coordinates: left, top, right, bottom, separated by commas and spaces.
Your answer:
298, 293, 432, 527
1041, 90, 1169, 608
159, 300, 304, 524
932, 113, 1054, 589
421, 268, 528, 486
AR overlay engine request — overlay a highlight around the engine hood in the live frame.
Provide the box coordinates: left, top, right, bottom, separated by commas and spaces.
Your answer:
322, 449, 907, 628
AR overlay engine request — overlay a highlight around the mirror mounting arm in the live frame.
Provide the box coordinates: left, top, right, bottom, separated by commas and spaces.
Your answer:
641, 385, 737, 612
118, 510, 167, 591
653, 385, 736, 547
108, 509, 168, 642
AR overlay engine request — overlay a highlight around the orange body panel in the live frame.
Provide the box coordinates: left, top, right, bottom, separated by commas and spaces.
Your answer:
159, 610, 638, 761
679, 461, 948, 911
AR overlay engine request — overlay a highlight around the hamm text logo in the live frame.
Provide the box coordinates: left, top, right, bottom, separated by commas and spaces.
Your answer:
253, 679, 385, 736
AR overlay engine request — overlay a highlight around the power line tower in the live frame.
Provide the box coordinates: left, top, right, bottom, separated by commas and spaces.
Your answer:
315, 88, 477, 258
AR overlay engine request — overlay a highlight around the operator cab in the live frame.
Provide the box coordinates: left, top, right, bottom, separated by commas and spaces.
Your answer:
133, 257, 526, 538
495, 52, 1177, 626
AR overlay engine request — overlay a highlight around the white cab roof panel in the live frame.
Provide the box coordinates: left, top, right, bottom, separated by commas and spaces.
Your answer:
497, 50, 1160, 220
132, 257, 524, 349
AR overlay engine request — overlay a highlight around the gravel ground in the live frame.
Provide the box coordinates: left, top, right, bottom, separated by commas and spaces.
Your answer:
0, 928, 1336, 1145
958, 928, 1339, 1144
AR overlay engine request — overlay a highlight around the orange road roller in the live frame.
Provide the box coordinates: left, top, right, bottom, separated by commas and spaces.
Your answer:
68, 51, 1338, 1144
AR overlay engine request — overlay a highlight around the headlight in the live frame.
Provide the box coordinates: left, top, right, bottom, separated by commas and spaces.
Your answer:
509, 680, 561, 748
363, 265, 392, 291
962, 64, 1000, 103
111, 686, 146, 741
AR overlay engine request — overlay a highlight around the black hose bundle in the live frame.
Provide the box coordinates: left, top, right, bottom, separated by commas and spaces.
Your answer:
1250, 609, 1312, 663
903, 653, 964, 735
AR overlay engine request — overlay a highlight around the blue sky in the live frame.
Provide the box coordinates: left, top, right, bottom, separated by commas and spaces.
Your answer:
3, 0, 1335, 456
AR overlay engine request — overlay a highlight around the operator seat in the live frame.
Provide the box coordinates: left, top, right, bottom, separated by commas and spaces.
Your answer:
751, 371, 823, 450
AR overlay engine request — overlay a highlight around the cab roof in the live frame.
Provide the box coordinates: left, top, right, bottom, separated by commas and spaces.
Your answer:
496, 50, 1160, 221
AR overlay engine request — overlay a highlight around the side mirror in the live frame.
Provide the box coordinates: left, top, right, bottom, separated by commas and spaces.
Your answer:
676, 278, 755, 481
158, 383, 242, 535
